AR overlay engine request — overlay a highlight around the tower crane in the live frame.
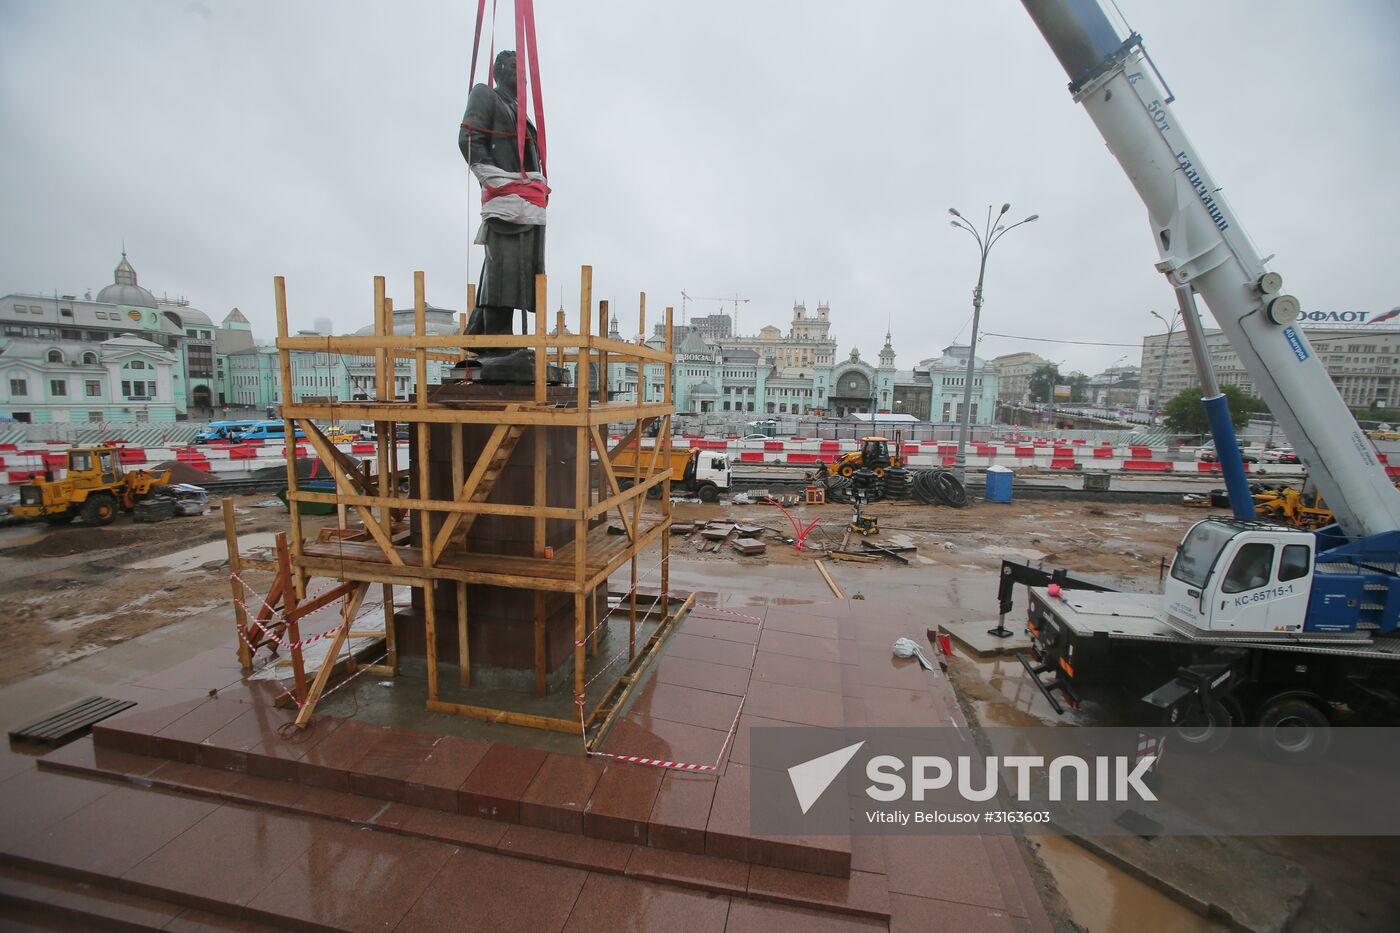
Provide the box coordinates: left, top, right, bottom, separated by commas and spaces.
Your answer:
680, 290, 751, 334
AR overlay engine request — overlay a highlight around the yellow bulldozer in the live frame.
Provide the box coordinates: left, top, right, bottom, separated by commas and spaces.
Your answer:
826, 433, 904, 478
12, 446, 170, 526
1252, 482, 1334, 530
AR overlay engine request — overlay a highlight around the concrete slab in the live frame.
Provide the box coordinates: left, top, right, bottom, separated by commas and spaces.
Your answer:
936, 618, 1032, 656
1069, 832, 1308, 933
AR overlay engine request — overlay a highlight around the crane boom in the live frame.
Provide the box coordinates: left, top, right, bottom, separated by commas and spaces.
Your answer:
1020, 0, 1400, 539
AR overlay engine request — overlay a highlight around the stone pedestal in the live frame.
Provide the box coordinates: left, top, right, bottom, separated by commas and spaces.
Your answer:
396, 383, 602, 693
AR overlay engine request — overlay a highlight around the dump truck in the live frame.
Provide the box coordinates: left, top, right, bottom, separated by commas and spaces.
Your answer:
12, 446, 170, 526
610, 445, 731, 503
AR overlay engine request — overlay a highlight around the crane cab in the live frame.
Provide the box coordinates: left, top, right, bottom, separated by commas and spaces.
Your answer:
1164, 520, 1315, 634
1164, 519, 1400, 636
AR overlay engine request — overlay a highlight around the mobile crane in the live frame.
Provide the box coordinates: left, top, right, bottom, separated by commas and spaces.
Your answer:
1005, 0, 1400, 758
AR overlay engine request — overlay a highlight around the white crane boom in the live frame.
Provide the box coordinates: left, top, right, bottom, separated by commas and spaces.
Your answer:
1020, 0, 1400, 539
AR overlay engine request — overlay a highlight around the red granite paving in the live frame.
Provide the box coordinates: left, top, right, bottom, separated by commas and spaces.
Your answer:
625, 846, 751, 897
459, 743, 549, 822
647, 770, 717, 855
562, 872, 732, 932
651, 655, 752, 696
520, 752, 607, 834
2, 591, 1059, 930
584, 761, 665, 844
403, 734, 491, 812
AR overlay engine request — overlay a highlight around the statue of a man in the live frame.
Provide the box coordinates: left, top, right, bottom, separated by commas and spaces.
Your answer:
458, 50, 548, 381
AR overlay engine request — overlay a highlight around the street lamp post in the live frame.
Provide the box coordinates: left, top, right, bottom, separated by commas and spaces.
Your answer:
1149, 309, 1182, 425
949, 204, 1038, 484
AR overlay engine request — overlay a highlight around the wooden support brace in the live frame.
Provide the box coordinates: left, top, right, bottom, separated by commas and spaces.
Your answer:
292, 582, 370, 728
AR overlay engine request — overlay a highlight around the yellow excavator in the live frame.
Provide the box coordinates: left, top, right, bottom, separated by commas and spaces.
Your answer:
12, 446, 170, 526
826, 433, 904, 478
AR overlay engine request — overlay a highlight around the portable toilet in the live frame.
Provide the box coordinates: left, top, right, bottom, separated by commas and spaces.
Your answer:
984, 465, 1014, 503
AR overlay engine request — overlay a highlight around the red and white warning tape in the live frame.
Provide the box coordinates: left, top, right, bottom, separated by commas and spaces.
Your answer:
587, 751, 717, 772
229, 572, 371, 654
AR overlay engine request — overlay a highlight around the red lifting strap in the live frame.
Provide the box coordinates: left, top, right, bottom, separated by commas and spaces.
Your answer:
469, 0, 546, 178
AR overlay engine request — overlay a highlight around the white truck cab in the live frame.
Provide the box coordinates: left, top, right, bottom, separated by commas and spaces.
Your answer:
685, 452, 731, 502
1164, 519, 1315, 634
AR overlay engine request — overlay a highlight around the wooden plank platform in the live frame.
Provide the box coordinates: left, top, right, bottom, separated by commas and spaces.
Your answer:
301, 518, 668, 592
9, 697, 137, 746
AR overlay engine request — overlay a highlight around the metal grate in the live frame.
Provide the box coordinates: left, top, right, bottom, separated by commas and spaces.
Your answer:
8, 697, 136, 746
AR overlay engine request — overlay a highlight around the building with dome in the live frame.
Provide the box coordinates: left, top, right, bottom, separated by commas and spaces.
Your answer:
0, 252, 256, 423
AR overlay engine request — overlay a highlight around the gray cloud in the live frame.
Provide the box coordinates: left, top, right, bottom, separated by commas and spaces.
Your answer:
2, 0, 1395, 375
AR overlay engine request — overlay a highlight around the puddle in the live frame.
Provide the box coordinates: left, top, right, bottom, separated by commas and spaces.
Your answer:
128, 533, 278, 572
1031, 835, 1221, 932
44, 612, 113, 634
1141, 512, 1184, 524
979, 544, 1047, 561
45, 643, 106, 665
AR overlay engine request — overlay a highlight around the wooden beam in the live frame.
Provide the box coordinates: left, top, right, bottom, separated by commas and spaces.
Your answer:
815, 560, 845, 599
276, 532, 308, 703
425, 700, 580, 734
533, 277, 549, 695
451, 421, 469, 688
223, 498, 253, 671
424, 576, 439, 702
298, 420, 377, 495
374, 279, 398, 674
299, 423, 405, 567
590, 425, 633, 541
429, 419, 523, 561
289, 489, 577, 520
278, 401, 676, 425
292, 582, 370, 728
283, 580, 359, 624
273, 276, 306, 599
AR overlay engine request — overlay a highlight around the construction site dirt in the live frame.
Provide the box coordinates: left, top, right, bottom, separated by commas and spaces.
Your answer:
0, 495, 1188, 688
0, 500, 336, 686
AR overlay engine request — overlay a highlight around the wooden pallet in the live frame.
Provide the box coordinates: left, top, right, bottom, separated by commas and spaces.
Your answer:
8, 697, 136, 746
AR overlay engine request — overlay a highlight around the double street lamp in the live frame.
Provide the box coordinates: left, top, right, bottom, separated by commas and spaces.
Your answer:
949, 203, 1038, 484
1149, 308, 1182, 424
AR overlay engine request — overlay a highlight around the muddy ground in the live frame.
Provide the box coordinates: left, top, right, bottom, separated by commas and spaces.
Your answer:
668, 496, 1198, 582
0, 498, 336, 685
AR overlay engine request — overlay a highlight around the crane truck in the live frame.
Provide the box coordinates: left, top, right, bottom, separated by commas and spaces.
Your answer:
1002, 0, 1400, 759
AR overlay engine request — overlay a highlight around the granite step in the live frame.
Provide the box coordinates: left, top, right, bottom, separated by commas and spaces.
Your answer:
88, 699, 853, 879
37, 736, 890, 922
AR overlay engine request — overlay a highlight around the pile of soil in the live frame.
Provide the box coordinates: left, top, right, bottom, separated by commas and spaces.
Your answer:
151, 460, 219, 485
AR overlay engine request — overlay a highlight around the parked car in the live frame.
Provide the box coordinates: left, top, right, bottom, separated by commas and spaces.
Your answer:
238, 421, 306, 442
357, 425, 379, 442
193, 420, 257, 444
1263, 447, 1301, 464
322, 425, 355, 444
1196, 442, 1259, 464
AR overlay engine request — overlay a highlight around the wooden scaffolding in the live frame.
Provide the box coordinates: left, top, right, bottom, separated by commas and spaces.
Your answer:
269, 265, 679, 733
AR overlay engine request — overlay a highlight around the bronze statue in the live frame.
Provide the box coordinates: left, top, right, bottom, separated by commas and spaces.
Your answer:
459, 50, 549, 382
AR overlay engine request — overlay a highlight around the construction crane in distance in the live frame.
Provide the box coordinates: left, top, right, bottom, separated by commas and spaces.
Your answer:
680, 290, 751, 335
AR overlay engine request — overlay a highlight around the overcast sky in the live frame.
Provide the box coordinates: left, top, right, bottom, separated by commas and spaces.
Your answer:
2, 1, 1396, 375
